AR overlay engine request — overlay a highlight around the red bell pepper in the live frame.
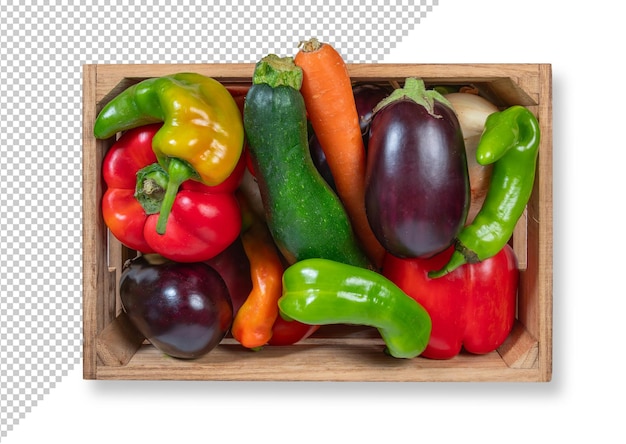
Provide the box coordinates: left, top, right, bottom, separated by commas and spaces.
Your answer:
382, 244, 518, 359
101, 123, 245, 262
267, 316, 319, 346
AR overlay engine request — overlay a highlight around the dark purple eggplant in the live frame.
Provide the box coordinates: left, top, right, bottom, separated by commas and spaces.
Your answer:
309, 83, 391, 190
309, 132, 336, 191
365, 78, 470, 258
120, 254, 233, 359
204, 237, 252, 316
352, 83, 392, 145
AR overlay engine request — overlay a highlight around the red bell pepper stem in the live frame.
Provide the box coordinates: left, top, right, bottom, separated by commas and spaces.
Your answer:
135, 163, 169, 215
155, 158, 197, 235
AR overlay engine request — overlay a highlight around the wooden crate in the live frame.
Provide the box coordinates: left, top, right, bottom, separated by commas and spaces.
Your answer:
82, 63, 553, 382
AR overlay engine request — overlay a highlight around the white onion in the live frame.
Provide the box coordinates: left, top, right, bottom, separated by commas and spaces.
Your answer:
446, 92, 499, 137
445, 92, 500, 224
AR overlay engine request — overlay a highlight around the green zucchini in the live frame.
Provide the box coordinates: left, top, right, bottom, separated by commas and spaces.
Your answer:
243, 55, 370, 269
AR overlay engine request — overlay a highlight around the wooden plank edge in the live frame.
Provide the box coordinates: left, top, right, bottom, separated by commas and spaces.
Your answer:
497, 320, 539, 369
95, 345, 541, 382
82, 64, 98, 379
537, 63, 554, 382
95, 311, 145, 367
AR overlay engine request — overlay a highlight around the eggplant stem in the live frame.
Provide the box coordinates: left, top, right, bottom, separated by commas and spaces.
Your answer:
373, 77, 453, 117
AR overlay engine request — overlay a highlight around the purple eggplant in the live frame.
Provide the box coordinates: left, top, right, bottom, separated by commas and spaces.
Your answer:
365, 78, 469, 258
352, 83, 392, 144
309, 132, 336, 191
120, 254, 233, 359
204, 237, 252, 316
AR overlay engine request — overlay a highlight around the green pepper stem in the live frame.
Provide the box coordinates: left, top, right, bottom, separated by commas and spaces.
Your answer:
428, 250, 468, 278
155, 158, 197, 235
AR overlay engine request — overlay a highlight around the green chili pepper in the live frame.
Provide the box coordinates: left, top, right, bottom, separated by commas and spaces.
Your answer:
278, 258, 432, 359
429, 105, 540, 278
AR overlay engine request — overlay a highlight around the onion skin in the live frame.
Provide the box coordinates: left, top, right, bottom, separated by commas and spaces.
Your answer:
445, 92, 499, 224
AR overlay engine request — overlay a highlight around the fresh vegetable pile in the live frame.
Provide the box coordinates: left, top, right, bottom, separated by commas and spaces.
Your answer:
93, 38, 540, 361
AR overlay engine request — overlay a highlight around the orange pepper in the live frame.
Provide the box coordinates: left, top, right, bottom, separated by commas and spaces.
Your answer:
231, 191, 285, 349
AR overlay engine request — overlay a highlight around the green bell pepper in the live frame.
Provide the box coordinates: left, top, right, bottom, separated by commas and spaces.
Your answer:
278, 258, 432, 359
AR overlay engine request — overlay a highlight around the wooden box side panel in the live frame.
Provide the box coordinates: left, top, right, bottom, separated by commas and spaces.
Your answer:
519, 64, 553, 381
82, 64, 109, 379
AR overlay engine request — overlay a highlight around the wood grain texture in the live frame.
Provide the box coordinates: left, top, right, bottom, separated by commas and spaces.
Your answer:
498, 320, 539, 368
96, 311, 145, 366
95, 342, 543, 382
82, 63, 553, 382
82, 64, 99, 379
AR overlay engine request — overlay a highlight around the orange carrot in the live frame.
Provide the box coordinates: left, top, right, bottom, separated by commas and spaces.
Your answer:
294, 38, 386, 269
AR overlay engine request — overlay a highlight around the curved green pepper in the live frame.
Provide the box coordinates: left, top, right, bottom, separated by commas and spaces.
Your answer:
430, 105, 540, 278
278, 258, 432, 359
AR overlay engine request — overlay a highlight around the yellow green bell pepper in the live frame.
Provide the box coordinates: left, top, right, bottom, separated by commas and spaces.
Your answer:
93, 72, 244, 234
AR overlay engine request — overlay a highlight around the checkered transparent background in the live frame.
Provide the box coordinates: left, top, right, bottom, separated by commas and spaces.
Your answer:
0, 0, 438, 440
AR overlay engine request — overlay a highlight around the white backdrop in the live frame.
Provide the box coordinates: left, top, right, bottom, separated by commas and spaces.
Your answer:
2, 0, 623, 442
